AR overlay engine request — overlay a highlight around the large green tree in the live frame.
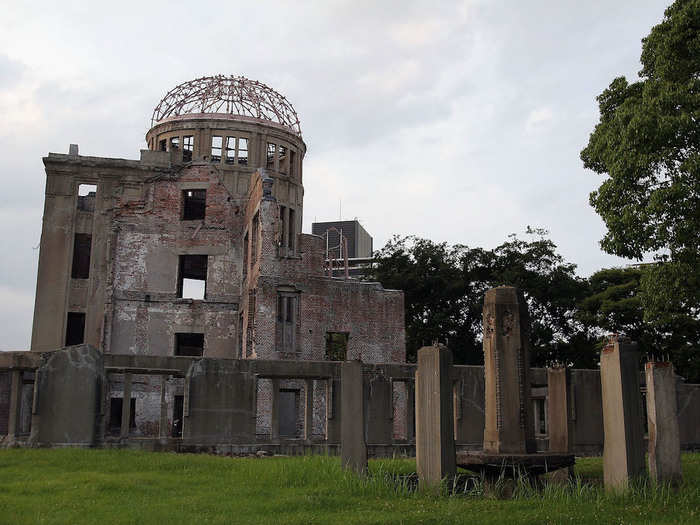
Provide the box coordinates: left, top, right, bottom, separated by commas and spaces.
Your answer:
580, 0, 700, 378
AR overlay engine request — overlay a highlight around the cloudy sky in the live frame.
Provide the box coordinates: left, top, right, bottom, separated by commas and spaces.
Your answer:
0, 0, 670, 350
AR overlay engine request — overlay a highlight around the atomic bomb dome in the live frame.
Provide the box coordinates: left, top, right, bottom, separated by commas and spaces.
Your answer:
150, 75, 302, 135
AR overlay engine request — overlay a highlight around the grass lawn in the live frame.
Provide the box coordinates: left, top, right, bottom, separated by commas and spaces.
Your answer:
0, 449, 698, 524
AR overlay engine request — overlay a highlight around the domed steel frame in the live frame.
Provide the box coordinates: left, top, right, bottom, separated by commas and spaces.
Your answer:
151, 75, 302, 136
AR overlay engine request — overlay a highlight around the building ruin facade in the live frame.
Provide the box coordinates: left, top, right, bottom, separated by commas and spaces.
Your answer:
26, 75, 405, 439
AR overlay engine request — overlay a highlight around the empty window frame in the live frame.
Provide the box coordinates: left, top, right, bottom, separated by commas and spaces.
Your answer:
278, 145, 288, 174
182, 189, 206, 220
266, 143, 276, 170
183, 136, 194, 161
288, 208, 296, 252
109, 397, 136, 434
65, 312, 85, 346
177, 255, 207, 299
276, 293, 298, 353
325, 332, 349, 361
159, 139, 167, 152
238, 137, 248, 165
211, 136, 222, 163
289, 150, 296, 178
77, 184, 97, 212
170, 136, 180, 151
175, 333, 204, 357
251, 212, 259, 267
71, 233, 92, 279
224, 137, 249, 165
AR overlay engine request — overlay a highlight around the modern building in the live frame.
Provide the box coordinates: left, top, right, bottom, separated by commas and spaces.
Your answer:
311, 220, 373, 259
27, 75, 405, 438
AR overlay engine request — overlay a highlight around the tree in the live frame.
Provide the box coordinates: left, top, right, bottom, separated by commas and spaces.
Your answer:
580, 0, 700, 378
367, 230, 595, 367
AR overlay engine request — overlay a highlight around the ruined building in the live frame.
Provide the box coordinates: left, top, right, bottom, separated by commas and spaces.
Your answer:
27, 75, 405, 438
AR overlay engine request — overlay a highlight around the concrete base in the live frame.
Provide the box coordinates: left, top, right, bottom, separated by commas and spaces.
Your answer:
456, 451, 575, 479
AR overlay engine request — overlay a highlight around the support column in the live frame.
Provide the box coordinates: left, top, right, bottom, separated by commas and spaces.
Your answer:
120, 373, 132, 440
270, 379, 280, 441
645, 361, 682, 484
341, 361, 367, 475
159, 376, 168, 440
547, 367, 572, 453
5, 370, 22, 443
416, 345, 455, 489
304, 379, 313, 441
600, 336, 645, 491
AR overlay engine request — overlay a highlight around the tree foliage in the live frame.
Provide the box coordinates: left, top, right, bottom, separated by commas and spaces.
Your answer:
367, 230, 594, 367
580, 0, 700, 379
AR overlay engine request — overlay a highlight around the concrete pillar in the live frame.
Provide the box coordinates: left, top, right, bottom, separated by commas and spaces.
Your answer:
271, 379, 280, 441
120, 373, 132, 439
341, 361, 367, 475
4, 370, 22, 443
482, 286, 536, 454
600, 336, 645, 491
159, 376, 168, 440
645, 361, 682, 484
415, 345, 455, 489
304, 379, 313, 441
547, 367, 573, 453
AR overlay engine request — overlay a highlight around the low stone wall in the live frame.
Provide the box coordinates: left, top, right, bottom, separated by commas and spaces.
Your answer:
1, 347, 699, 454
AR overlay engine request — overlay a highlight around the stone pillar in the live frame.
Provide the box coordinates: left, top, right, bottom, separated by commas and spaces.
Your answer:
547, 367, 573, 453
645, 361, 682, 484
271, 379, 280, 441
482, 286, 536, 454
304, 379, 314, 441
600, 336, 645, 491
415, 345, 455, 489
341, 361, 367, 475
159, 376, 168, 440
4, 370, 22, 444
120, 373, 132, 440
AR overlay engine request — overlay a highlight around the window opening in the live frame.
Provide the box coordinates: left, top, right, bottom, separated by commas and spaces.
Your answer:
288, 208, 296, 252
65, 312, 85, 346
533, 398, 547, 436
183, 136, 194, 161
225, 136, 236, 164
278, 145, 288, 174
279, 389, 299, 438
77, 184, 96, 212
178, 255, 207, 299
276, 293, 298, 353
71, 233, 92, 279
159, 139, 167, 152
211, 136, 222, 163
289, 150, 296, 177
238, 137, 248, 165
182, 189, 206, 220
325, 332, 349, 361
109, 397, 136, 435
172, 395, 184, 437
170, 136, 180, 151
246, 289, 256, 358
266, 143, 276, 170
175, 333, 204, 357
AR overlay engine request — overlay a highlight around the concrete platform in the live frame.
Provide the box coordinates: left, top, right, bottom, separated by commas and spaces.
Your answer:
457, 451, 575, 478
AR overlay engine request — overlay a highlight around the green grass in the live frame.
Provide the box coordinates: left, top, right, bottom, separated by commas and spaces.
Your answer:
0, 450, 698, 524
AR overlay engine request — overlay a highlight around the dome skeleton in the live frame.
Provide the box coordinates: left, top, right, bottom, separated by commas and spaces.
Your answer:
151, 75, 302, 136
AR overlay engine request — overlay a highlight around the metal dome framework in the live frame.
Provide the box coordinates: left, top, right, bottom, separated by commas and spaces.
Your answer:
151, 75, 302, 136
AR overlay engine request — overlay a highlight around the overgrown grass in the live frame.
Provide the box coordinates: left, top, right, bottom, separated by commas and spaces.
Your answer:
0, 450, 698, 524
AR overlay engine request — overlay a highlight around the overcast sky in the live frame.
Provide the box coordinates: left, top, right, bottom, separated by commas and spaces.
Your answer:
0, 0, 670, 350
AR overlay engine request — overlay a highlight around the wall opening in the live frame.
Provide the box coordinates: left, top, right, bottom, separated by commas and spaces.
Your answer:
238, 138, 248, 165
266, 143, 276, 170
182, 189, 206, 220
211, 136, 222, 162
175, 333, 204, 357
108, 397, 136, 435
325, 332, 349, 361
177, 255, 207, 299
183, 136, 194, 161
159, 139, 167, 151
290, 150, 296, 178
172, 395, 184, 437
65, 312, 85, 346
288, 208, 296, 252
278, 145, 288, 174
276, 292, 298, 354
77, 184, 96, 212
279, 388, 299, 438
71, 233, 92, 279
